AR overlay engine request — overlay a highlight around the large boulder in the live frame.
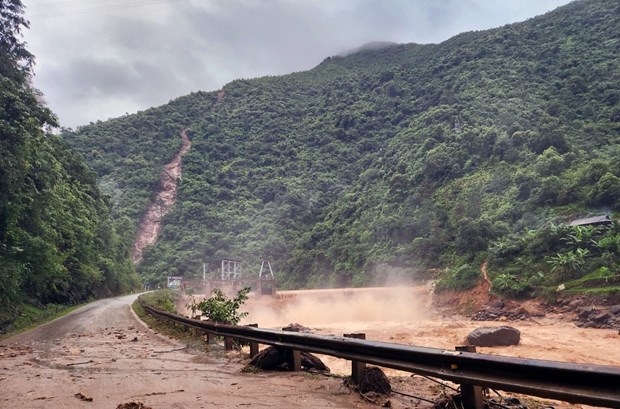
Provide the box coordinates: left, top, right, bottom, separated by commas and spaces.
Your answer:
245, 346, 330, 372
282, 323, 312, 333
467, 326, 521, 347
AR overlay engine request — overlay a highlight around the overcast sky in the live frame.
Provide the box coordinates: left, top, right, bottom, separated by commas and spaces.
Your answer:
24, 0, 572, 129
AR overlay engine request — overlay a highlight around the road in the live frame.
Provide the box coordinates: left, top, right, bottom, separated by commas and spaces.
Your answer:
0, 294, 372, 409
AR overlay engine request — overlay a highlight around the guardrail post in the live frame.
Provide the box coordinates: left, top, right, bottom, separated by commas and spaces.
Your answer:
246, 324, 259, 358
344, 333, 366, 382
224, 336, 234, 350
287, 349, 302, 371
283, 326, 301, 371
455, 346, 484, 409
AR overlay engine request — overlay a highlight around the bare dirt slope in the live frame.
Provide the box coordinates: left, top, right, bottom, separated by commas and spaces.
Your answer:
0, 295, 370, 409
133, 129, 191, 263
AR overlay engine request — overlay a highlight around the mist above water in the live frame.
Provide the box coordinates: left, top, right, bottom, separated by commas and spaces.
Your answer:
242, 286, 431, 329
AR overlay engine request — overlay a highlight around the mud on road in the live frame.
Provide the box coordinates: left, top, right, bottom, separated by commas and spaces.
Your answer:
0, 295, 371, 409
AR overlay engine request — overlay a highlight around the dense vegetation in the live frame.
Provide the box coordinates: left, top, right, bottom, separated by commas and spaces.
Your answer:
487, 221, 620, 298
0, 1, 139, 332
63, 0, 620, 295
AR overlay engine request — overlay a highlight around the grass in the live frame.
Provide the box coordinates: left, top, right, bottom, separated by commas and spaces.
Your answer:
561, 271, 620, 295
132, 292, 212, 352
136, 289, 179, 312
564, 286, 620, 295
0, 302, 85, 341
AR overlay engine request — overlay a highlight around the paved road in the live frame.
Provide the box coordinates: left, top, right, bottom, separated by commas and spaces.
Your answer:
0, 294, 370, 409
7, 294, 142, 346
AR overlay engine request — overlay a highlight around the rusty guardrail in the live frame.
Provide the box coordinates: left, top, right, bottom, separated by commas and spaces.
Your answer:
140, 302, 620, 408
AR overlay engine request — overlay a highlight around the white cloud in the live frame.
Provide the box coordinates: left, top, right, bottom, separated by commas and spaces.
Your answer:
24, 0, 572, 128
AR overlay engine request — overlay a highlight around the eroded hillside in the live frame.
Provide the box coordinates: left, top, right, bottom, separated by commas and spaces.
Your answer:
133, 130, 191, 263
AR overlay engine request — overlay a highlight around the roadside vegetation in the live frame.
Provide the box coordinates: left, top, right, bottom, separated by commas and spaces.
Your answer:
0, 303, 84, 340
132, 290, 203, 347
187, 287, 250, 324
134, 289, 251, 349
137, 289, 180, 313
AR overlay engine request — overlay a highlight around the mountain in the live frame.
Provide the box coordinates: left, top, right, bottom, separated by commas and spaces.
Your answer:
336, 41, 398, 57
62, 0, 620, 296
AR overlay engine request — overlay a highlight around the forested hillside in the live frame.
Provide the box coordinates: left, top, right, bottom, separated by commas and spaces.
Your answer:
0, 1, 139, 331
63, 0, 620, 296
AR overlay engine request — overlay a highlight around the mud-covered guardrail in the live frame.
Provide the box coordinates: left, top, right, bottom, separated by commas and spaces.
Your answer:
140, 302, 620, 408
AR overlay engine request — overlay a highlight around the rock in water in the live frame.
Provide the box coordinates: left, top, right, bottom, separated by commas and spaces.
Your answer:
467, 326, 521, 347
282, 323, 311, 333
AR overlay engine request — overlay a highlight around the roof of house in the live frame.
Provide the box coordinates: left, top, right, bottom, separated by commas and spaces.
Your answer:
569, 215, 613, 226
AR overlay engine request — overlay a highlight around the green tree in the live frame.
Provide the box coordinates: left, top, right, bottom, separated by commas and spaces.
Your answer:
187, 287, 250, 325
492, 273, 517, 292
58, 0, 620, 292
588, 172, 620, 209
0, 0, 34, 80
1, 1, 138, 326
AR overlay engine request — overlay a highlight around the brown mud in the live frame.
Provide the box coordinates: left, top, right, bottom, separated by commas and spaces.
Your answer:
0, 295, 368, 409
239, 285, 619, 408
132, 130, 191, 263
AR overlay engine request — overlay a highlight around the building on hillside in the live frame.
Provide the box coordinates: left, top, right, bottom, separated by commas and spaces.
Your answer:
569, 215, 613, 227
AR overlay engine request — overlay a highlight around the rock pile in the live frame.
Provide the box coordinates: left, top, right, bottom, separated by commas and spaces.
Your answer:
575, 305, 620, 329
470, 300, 534, 321
547, 296, 620, 330
358, 367, 391, 395
281, 322, 312, 332
117, 402, 152, 409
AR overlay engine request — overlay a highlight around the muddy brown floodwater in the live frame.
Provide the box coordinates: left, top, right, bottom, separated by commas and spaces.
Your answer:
2, 288, 619, 409
239, 286, 620, 408
241, 287, 620, 368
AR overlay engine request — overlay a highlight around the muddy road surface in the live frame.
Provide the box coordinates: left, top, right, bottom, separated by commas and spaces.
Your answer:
0, 294, 370, 409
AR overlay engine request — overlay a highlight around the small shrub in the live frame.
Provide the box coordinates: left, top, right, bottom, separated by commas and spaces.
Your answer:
435, 264, 480, 292
187, 287, 250, 325
139, 290, 178, 313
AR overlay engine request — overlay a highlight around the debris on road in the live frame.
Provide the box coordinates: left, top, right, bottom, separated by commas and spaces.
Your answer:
74, 392, 93, 402
117, 401, 152, 409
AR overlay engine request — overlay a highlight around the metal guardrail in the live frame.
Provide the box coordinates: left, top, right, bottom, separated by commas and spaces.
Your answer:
141, 303, 620, 408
